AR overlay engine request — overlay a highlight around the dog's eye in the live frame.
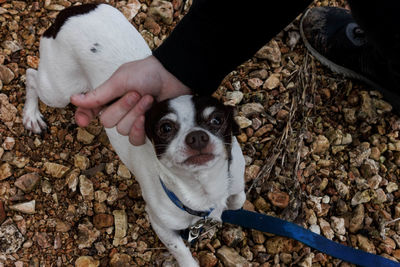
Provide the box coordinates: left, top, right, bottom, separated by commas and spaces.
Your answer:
210, 114, 224, 126
160, 122, 173, 134
157, 120, 176, 139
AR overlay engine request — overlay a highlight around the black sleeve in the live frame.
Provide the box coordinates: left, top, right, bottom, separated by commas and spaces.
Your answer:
153, 0, 311, 95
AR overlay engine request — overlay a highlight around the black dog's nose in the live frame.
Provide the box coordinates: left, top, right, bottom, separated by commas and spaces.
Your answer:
185, 130, 209, 150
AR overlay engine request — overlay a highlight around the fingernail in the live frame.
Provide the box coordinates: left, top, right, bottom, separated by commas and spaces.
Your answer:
72, 94, 85, 101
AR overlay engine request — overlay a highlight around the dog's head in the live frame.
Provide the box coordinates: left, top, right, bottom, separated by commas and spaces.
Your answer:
145, 95, 239, 171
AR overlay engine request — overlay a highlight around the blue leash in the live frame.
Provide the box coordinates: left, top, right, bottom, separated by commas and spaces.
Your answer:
222, 209, 400, 267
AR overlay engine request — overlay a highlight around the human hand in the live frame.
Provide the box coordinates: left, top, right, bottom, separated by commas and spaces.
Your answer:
70, 55, 191, 145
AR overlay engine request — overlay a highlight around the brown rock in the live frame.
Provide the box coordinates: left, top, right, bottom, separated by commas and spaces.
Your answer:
245, 165, 260, 182
2, 136, 15, 150
357, 234, 376, 253
27, 55, 39, 68
0, 201, 5, 224
144, 16, 161, 35
393, 249, 400, 260
109, 253, 132, 267
93, 214, 114, 229
0, 65, 15, 84
222, 227, 243, 247
199, 251, 218, 267
34, 232, 50, 248
216, 246, 251, 267
15, 173, 40, 193
0, 94, 17, 125
75, 256, 99, 267
248, 78, 263, 89
44, 162, 70, 178
267, 191, 290, 209
266, 237, 303, 254
148, 0, 174, 25
77, 128, 95, 144
0, 163, 12, 180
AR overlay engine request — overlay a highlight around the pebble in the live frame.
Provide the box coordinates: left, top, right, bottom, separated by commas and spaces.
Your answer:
349, 204, 365, 233
0, 201, 5, 224
113, 210, 128, 246
9, 200, 36, 214
79, 175, 94, 201
351, 189, 375, 206
234, 116, 252, 129
198, 251, 218, 267
74, 154, 90, 170
75, 256, 99, 267
95, 190, 107, 203
26, 55, 39, 69
319, 218, 334, 240
267, 191, 289, 209
263, 74, 280, 90
0, 223, 24, 254
41, 180, 52, 194
312, 135, 330, 154
117, 163, 131, 179
216, 246, 251, 267
266, 237, 303, 254
241, 103, 265, 117
255, 40, 281, 64
309, 224, 321, 235
2, 136, 15, 150
15, 173, 40, 193
386, 182, 398, 193
222, 226, 243, 247
0, 163, 12, 180
244, 165, 260, 182
77, 128, 95, 144
299, 252, 314, 267
330, 216, 346, 235
0, 94, 18, 126
77, 222, 100, 249
121, 0, 140, 21
334, 180, 349, 197
148, 0, 174, 25
0, 65, 15, 84
109, 253, 132, 267
55, 220, 71, 233
248, 78, 263, 89
357, 234, 376, 253
44, 162, 70, 178
224, 91, 243, 106
249, 69, 269, 80
66, 169, 80, 192
93, 214, 114, 229
34, 232, 50, 248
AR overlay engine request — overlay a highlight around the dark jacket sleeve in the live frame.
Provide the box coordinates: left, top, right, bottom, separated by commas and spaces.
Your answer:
153, 0, 311, 95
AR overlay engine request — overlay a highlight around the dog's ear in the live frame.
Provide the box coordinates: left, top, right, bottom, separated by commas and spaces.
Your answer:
225, 105, 240, 136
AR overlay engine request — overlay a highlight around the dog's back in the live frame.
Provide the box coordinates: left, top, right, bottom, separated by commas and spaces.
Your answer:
31, 4, 151, 107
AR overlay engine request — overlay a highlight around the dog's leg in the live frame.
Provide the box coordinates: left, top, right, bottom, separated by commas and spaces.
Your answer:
227, 191, 246, 210
151, 221, 199, 267
23, 68, 47, 134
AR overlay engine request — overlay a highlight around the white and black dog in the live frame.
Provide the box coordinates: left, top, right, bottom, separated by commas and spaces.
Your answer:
23, 4, 245, 266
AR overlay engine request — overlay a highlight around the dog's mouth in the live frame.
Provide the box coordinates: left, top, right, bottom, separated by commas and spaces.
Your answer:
184, 153, 215, 165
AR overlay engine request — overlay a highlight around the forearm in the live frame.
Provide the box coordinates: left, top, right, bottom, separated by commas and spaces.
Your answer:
154, 0, 312, 95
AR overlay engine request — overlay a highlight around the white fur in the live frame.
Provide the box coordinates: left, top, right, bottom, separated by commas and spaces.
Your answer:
23, 4, 245, 267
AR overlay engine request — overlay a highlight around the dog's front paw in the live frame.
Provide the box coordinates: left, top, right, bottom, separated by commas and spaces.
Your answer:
227, 191, 246, 210
23, 108, 47, 134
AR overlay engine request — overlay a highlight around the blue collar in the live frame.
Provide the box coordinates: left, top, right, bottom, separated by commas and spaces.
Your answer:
159, 177, 214, 218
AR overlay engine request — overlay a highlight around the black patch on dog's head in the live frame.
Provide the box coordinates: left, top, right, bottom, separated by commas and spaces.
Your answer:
145, 100, 179, 157
193, 96, 239, 151
43, 4, 99, 39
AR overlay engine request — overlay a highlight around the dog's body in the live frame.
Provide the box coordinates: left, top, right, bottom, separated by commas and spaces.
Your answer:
23, 4, 245, 266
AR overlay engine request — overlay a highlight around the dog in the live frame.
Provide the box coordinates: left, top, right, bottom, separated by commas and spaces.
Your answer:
23, 4, 246, 266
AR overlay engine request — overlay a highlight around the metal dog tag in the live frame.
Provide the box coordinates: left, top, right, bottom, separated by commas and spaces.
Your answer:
187, 218, 219, 243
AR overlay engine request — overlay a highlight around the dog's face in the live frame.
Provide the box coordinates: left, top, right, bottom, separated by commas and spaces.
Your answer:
145, 95, 239, 171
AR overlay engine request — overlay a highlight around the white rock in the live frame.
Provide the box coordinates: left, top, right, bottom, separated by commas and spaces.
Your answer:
9, 200, 36, 214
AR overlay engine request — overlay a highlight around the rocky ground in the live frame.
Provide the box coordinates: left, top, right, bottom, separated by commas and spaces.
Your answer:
1, 0, 400, 266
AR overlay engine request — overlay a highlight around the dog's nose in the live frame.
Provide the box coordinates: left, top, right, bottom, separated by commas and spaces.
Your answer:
185, 130, 209, 150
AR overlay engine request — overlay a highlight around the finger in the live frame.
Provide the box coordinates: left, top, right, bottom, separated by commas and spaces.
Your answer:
75, 106, 103, 127
115, 95, 153, 135
70, 68, 129, 108
99, 91, 140, 128
129, 115, 146, 146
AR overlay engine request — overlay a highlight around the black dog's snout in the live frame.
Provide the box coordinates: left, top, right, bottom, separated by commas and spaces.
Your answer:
185, 130, 209, 150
